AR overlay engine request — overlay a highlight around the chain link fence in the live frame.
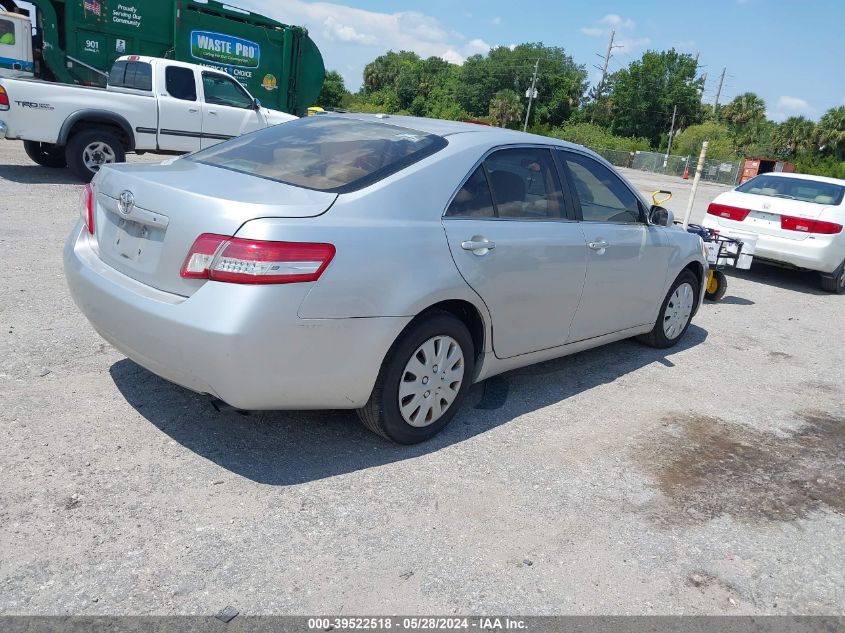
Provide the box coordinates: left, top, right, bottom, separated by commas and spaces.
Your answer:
590, 148, 742, 186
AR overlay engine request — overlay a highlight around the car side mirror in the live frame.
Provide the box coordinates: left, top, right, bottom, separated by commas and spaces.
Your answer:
649, 205, 674, 227
254, 99, 262, 110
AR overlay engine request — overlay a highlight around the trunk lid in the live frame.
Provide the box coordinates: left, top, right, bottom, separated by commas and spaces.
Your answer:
711, 190, 830, 241
93, 159, 337, 296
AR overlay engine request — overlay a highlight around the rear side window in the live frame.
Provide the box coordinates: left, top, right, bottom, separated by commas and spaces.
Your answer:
165, 66, 197, 101
737, 175, 845, 205
446, 166, 495, 218
109, 61, 153, 91
188, 116, 449, 193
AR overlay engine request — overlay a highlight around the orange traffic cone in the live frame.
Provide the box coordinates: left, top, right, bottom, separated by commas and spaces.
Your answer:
683, 165, 690, 179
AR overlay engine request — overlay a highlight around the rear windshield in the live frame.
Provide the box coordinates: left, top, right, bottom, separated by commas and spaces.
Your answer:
187, 116, 448, 193
737, 174, 845, 206
109, 61, 153, 91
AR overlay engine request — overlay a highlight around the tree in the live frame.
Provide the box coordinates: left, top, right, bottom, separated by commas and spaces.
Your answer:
772, 116, 816, 156
816, 106, 845, 160
317, 70, 348, 109
671, 121, 736, 160
489, 90, 524, 128
605, 49, 704, 146
720, 92, 766, 126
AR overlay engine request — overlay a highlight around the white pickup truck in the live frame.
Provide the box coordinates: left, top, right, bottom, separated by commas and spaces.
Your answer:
0, 55, 297, 181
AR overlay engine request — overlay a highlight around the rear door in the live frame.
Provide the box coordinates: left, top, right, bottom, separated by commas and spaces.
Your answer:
442, 147, 588, 359
155, 64, 203, 152
200, 72, 263, 148
558, 150, 671, 342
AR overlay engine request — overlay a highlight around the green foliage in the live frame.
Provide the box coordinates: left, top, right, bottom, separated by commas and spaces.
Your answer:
792, 153, 845, 179
547, 122, 650, 151
772, 116, 816, 156
671, 121, 736, 160
488, 89, 524, 128
316, 70, 348, 109
605, 49, 704, 146
817, 106, 845, 160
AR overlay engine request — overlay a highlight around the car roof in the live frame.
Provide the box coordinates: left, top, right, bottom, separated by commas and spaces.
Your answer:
749, 171, 845, 187
329, 112, 586, 149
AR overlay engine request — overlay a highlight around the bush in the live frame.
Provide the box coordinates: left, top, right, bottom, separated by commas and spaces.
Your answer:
544, 122, 649, 151
671, 122, 736, 161
792, 153, 845, 180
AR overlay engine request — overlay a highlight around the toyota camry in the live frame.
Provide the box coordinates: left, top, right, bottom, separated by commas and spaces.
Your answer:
65, 114, 707, 444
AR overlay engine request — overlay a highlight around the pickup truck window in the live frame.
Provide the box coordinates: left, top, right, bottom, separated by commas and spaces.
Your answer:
202, 72, 253, 110
165, 66, 197, 102
110, 61, 153, 91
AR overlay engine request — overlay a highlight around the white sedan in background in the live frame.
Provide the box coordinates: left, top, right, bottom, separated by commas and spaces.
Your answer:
703, 172, 845, 293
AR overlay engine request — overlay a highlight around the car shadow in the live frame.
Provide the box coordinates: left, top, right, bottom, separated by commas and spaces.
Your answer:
109, 324, 708, 486
726, 262, 827, 296
0, 164, 81, 185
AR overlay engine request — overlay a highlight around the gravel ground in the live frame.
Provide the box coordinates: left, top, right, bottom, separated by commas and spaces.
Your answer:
0, 141, 843, 616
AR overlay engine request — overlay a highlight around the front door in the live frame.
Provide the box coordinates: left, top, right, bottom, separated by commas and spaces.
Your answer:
557, 150, 671, 342
442, 147, 588, 359
200, 72, 263, 149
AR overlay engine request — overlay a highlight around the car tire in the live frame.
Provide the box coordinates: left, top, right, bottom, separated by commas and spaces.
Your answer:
819, 260, 845, 295
638, 270, 700, 349
704, 270, 728, 302
357, 311, 475, 444
23, 141, 68, 168
65, 129, 126, 182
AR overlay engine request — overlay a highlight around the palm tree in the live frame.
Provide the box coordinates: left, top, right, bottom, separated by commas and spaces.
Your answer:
773, 116, 816, 155
816, 106, 845, 160
489, 89, 524, 128
720, 92, 766, 126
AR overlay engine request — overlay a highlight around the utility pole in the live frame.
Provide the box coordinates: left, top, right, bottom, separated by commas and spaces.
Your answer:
523, 58, 539, 132
713, 66, 726, 113
664, 104, 677, 171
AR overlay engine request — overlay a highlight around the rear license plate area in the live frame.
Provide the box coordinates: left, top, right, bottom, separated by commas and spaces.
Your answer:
114, 218, 149, 261
748, 210, 779, 224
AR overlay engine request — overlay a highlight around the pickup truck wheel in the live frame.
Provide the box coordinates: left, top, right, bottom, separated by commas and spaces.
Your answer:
65, 129, 126, 182
23, 141, 67, 168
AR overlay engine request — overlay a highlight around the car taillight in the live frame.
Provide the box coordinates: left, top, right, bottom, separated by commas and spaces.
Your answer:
707, 203, 750, 222
0, 86, 9, 111
780, 215, 843, 235
181, 234, 336, 284
80, 183, 94, 234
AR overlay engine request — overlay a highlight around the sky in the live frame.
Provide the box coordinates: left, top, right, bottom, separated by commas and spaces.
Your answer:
233, 0, 845, 122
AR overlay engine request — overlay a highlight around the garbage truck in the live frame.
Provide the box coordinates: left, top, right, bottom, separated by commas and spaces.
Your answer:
0, 0, 324, 115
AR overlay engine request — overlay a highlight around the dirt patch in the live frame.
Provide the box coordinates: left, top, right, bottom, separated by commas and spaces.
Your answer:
767, 351, 794, 360
639, 411, 845, 524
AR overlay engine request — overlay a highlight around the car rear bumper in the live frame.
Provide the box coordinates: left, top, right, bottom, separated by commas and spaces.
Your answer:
64, 224, 411, 410
701, 218, 844, 274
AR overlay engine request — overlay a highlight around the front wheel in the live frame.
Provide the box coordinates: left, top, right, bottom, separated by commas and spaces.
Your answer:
638, 270, 700, 349
357, 312, 475, 444
819, 260, 845, 295
65, 129, 126, 182
23, 140, 67, 168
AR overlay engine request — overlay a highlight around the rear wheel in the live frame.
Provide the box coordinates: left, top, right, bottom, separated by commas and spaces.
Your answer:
65, 129, 126, 182
819, 260, 845, 294
638, 270, 699, 349
23, 141, 67, 168
704, 270, 728, 301
357, 312, 475, 444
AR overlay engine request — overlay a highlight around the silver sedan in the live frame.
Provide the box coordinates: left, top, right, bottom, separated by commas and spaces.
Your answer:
64, 114, 708, 443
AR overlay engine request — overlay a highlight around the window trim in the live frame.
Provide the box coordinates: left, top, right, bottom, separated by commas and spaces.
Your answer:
442, 144, 578, 222
201, 70, 255, 110
556, 148, 649, 225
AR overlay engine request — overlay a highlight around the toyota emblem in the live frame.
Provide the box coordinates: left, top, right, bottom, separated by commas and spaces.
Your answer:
118, 190, 135, 216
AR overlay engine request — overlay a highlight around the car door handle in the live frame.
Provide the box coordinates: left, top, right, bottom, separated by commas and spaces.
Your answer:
188, 107, 199, 113
209, 110, 218, 116
461, 238, 496, 255
588, 240, 610, 251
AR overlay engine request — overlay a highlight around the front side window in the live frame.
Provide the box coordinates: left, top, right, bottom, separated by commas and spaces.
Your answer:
737, 175, 845, 205
0, 19, 15, 46
109, 61, 153, 91
165, 66, 197, 101
446, 147, 565, 220
189, 116, 448, 193
561, 151, 642, 223
202, 73, 253, 109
